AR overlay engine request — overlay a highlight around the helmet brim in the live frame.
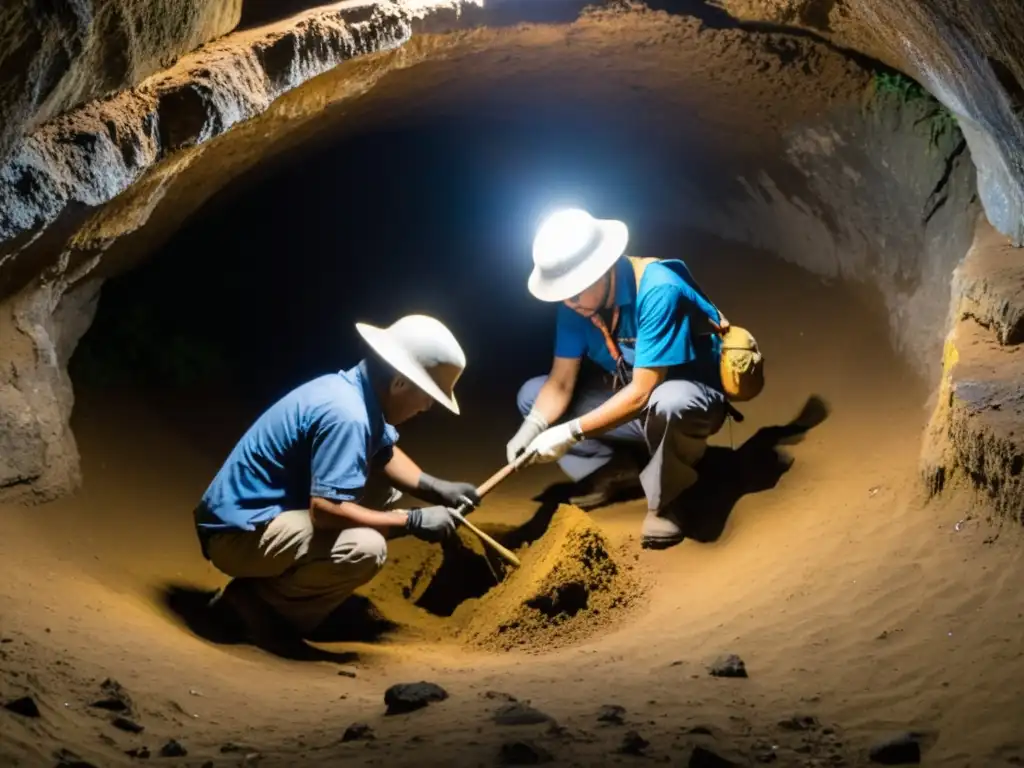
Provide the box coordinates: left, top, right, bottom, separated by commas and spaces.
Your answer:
355, 323, 460, 414
528, 219, 628, 302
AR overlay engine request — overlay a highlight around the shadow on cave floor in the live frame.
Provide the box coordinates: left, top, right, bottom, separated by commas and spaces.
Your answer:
519, 394, 832, 546
158, 585, 396, 661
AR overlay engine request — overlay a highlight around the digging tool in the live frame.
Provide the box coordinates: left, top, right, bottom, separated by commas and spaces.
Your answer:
449, 451, 535, 570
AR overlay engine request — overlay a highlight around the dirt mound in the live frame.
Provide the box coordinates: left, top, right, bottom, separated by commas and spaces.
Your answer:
451, 505, 646, 652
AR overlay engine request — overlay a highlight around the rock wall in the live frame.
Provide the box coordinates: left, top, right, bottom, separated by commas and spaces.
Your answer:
673, 89, 979, 383
922, 217, 1024, 523
0, 0, 243, 168
712, 0, 1024, 245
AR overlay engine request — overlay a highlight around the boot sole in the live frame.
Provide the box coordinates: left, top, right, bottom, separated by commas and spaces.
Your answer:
641, 533, 685, 550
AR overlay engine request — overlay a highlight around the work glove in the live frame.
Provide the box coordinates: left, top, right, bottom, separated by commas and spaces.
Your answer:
405, 505, 458, 543
506, 408, 549, 464
525, 419, 583, 464
417, 473, 481, 511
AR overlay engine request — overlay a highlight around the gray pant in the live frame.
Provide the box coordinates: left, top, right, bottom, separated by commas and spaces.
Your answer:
201, 475, 397, 634
517, 374, 727, 511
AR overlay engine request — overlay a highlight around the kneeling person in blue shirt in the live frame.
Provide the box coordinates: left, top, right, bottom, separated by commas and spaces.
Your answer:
194, 314, 478, 649
508, 209, 738, 549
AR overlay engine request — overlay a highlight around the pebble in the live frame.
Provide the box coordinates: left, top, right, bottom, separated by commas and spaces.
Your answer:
384, 681, 449, 715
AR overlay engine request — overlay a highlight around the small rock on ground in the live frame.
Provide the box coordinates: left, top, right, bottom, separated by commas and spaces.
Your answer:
54, 747, 98, 768
3, 696, 40, 718
159, 739, 187, 758
869, 733, 922, 764
708, 655, 748, 678
90, 679, 133, 713
494, 702, 553, 725
384, 681, 449, 715
112, 716, 144, 733
689, 745, 740, 767
618, 731, 649, 755
125, 746, 150, 758
597, 704, 626, 725
342, 722, 375, 742
499, 740, 553, 765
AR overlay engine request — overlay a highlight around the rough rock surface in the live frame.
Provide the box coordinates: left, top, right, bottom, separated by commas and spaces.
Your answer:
713, 0, 1024, 246
922, 216, 1024, 522
0, 0, 1015, 508
0, 0, 243, 167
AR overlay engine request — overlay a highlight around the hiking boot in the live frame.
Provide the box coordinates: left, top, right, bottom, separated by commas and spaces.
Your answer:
641, 510, 685, 549
208, 579, 311, 658
568, 457, 643, 510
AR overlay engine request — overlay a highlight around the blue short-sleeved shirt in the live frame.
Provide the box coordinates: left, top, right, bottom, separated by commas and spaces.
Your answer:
194, 361, 399, 533
554, 257, 723, 388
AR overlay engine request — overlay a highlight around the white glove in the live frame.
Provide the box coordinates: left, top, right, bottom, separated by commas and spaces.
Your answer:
506, 409, 548, 464
525, 419, 583, 464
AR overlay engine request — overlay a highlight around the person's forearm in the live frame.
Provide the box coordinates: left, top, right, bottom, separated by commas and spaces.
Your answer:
576, 380, 652, 435
532, 379, 573, 425
310, 497, 409, 535
383, 446, 423, 493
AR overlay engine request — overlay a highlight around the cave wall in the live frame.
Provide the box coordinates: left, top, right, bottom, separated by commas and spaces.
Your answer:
714, 0, 1024, 246
0, 0, 1019, 511
0, 0, 243, 168
675, 91, 979, 384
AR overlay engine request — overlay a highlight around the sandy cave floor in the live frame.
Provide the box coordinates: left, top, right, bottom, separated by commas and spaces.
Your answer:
2, 244, 1024, 767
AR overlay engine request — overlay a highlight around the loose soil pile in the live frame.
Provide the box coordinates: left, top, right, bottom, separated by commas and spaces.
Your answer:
359, 505, 647, 652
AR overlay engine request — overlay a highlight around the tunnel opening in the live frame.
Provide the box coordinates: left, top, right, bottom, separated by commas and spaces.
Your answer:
59, 31, 974, 657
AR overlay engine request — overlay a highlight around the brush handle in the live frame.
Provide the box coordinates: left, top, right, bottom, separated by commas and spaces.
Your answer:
449, 508, 522, 568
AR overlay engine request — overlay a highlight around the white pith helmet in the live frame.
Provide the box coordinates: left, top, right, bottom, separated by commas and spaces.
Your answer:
355, 314, 466, 414
528, 208, 629, 302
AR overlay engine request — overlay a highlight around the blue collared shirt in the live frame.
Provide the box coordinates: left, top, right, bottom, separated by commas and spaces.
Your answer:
553, 257, 723, 387
195, 361, 399, 533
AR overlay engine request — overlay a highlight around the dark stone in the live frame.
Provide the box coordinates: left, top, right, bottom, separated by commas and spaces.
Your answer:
342, 722, 375, 742
384, 681, 448, 715
597, 704, 626, 725
3, 695, 40, 717
54, 746, 98, 768
686, 725, 714, 735
112, 716, 144, 733
220, 743, 246, 753
90, 698, 129, 712
159, 740, 187, 758
708, 655, 748, 678
494, 702, 552, 726
689, 745, 740, 767
337, 668, 357, 678
778, 715, 820, 731
125, 746, 150, 759
869, 733, 922, 764
618, 731, 650, 755
499, 740, 553, 765
754, 749, 778, 763
92, 679, 133, 713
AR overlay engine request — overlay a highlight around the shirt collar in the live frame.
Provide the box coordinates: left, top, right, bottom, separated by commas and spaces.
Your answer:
348, 360, 390, 427
613, 257, 636, 308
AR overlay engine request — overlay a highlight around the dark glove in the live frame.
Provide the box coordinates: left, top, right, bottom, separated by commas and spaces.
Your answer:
405, 505, 458, 543
418, 473, 481, 511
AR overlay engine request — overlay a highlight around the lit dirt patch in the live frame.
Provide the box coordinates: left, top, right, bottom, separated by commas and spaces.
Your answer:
358, 504, 647, 652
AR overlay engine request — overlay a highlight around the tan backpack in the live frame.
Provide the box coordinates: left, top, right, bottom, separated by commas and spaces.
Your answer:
627, 257, 764, 402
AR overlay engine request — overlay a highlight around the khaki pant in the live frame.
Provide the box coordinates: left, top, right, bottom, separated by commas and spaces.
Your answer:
205, 512, 388, 635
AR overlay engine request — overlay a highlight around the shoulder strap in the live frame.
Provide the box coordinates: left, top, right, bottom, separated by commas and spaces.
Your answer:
626, 256, 660, 292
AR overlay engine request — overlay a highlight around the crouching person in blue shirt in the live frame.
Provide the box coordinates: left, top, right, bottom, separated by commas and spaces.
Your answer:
508, 209, 763, 549
194, 314, 478, 653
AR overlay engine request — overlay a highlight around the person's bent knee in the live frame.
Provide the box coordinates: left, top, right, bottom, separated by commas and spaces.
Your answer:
333, 527, 388, 574
648, 381, 724, 438
516, 376, 548, 417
